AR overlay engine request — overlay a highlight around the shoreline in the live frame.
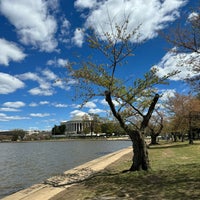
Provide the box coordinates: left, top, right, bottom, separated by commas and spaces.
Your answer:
2, 146, 132, 200
0, 137, 131, 143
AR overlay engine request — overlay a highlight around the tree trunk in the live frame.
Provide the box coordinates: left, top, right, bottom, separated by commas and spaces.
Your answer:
129, 131, 150, 171
150, 134, 158, 145
105, 91, 159, 172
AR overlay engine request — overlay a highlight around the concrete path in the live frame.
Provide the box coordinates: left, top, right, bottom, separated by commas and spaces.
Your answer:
2, 147, 132, 200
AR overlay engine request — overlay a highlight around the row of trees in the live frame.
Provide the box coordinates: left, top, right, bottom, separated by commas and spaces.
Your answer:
146, 93, 200, 144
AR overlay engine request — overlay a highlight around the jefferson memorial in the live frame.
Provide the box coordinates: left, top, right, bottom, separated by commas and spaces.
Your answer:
61, 114, 92, 136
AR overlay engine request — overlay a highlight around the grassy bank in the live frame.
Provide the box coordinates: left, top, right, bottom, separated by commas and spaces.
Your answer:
51, 141, 200, 200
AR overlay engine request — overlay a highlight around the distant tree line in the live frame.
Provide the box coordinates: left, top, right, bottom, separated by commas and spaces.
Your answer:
52, 124, 66, 135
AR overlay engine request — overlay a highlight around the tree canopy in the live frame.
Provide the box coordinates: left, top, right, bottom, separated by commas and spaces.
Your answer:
67, 18, 176, 171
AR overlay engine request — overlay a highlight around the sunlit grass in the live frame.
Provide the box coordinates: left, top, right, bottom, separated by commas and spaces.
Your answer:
52, 141, 200, 200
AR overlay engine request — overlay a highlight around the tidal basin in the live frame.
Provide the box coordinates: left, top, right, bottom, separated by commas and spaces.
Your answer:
0, 140, 131, 198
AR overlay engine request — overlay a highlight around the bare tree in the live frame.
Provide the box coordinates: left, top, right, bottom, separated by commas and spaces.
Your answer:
147, 110, 164, 145
164, 3, 200, 92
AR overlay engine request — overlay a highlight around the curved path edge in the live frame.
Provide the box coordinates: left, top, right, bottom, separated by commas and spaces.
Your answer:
2, 147, 132, 200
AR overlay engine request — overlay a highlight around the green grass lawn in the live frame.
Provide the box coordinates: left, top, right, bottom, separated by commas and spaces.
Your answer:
52, 141, 200, 200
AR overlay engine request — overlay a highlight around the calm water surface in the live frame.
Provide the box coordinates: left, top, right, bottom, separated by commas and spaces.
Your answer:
0, 140, 131, 198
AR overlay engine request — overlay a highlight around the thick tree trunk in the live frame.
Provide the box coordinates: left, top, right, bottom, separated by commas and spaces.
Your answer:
105, 91, 159, 172
150, 133, 159, 145
129, 131, 150, 171
150, 135, 157, 145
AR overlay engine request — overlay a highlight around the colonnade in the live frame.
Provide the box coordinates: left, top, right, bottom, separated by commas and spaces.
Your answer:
62, 120, 91, 134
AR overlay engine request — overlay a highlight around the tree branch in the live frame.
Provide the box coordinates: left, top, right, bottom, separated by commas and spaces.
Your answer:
140, 94, 159, 130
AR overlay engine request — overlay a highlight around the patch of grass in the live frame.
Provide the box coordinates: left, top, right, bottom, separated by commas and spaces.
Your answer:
52, 141, 200, 200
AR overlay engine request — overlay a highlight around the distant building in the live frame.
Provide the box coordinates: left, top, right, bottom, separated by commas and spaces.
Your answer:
61, 114, 92, 136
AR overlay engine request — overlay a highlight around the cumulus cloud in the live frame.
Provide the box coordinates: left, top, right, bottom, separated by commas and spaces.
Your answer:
3, 101, 25, 108
59, 17, 71, 43
100, 98, 119, 107
30, 113, 50, 117
47, 58, 69, 67
16, 71, 53, 95
74, 0, 98, 9
29, 102, 38, 107
42, 69, 57, 80
76, 0, 187, 42
72, 28, 84, 47
0, 73, 25, 94
70, 110, 88, 118
153, 50, 200, 81
0, 38, 26, 66
0, 107, 20, 112
16, 69, 70, 96
0, 0, 58, 52
39, 101, 49, 105
83, 101, 96, 109
159, 89, 176, 101
188, 12, 199, 21
53, 103, 68, 108
0, 101, 25, 112
29, 87, 54, 96
0, 113, 29, 121
88, 108, 106, 114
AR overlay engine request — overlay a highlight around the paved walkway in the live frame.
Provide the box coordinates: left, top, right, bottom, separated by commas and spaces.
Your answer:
2, 147, 132, 200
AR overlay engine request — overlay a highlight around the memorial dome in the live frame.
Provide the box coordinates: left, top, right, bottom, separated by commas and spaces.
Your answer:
71, 113, 92, 121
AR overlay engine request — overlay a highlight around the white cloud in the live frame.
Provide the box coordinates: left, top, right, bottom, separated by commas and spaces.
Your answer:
17, 71, 55, 96
53, 103, 68, 108
100, 98, 119, 107
29, 87, 54, 96
70, 110, 87, 118
0, 38, 26, 66
58, 16, 71, 44
88, 108, 106, 114
0, 113, 29, 121
53, 79, 71, 90
188, 12, 199, 21
74, 0, 98, 9
0, 108, 20, 112
82, 0, 187, 42
153, 50, 200, 81
30, 113, 50, 117
0, 0, 58, 52
17, 69, 72, 95
72, 28, 84, 47
83, 101, 96, 109
159, 89, 176, 101
42, 69, 57, 80
39, 101, 49, 105
67, 78, 78, 85
0, 73, 25, 94
3, 101, 25, 108
17, 72, 40, 81
29, 102, 38, 107
47, 58, 69, 67
57, 58, 69, 67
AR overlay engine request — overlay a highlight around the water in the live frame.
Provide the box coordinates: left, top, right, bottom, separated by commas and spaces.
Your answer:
0, 140, 131, 198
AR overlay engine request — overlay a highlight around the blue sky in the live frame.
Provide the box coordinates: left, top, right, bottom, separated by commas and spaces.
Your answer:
0, 0, 198, 131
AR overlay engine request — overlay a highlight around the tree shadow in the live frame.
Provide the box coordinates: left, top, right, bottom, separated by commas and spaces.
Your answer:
149, 142, 200, 149
83, 163, 200, 200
